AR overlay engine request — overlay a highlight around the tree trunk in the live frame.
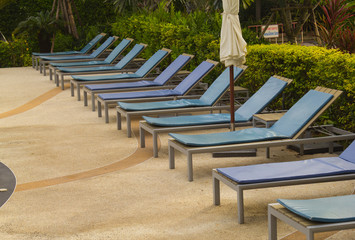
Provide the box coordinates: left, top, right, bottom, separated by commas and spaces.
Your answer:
65, 0, 78, 39
38, 31, 52, 53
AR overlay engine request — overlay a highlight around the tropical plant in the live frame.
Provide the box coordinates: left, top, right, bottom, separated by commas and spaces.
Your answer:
317, 0, 354, 53
0, 0, 14, 9
13, 10, 63, 52
106, 0, 255, 13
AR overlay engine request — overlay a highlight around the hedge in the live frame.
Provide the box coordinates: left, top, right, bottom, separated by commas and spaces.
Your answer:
241, 44, 355, 133
0, 38, 31, 67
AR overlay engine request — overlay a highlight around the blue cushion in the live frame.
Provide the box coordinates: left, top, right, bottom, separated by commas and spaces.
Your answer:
58, 65, 120, 73
104, 39, 131, 63
144, 113, 231, 126
41, 55, 93, 61
217, 157, 355, 184
153, 55, 192, 85
118, 99, 208, 111
134, 49, 169, 78
84, 54, 191, 91
340, 140, 355, 164
114, 44, 145, 69
170, 89, 333, 146
142, 76, 289, 126
33, 34, 104, 56
71, 73, 140, 81
79, 34, 106, 54
169, 127, 288, 146
277, 195, 355, 223
33, 50, 80, 56
173, 61, 215, 95
234, 76, 288, 121
199, 66, 243, 105
98, 89, 180, 101
270, 90, 333, 138
41, 37, 115, 61
86, 81, 159, 91
50, 60, 110, 67
88, 36, 116, 58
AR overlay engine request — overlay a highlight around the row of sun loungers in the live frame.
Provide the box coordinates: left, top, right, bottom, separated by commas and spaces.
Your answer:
32, 36, 355, 237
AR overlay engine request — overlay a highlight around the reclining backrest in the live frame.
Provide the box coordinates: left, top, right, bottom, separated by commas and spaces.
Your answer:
172, 60, 217, 95
269, 89, 333, 138
340, 140, 355, 164
104, 38, 133, 63
89, 36, 116, 58
153, 54, 193, 85
234, 76, 290, 120
114, 43, 146, 69
80, 33, 106, 54
198, 66, 245, 106
134, 48, 171, 78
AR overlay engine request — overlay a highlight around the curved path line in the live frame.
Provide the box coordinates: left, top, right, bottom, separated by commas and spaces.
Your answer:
0, 86, 160, 192
15, 119, 159, 192
0, 87, 62, 119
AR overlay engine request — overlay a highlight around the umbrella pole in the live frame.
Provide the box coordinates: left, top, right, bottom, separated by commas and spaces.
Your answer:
229, 65, 235, 131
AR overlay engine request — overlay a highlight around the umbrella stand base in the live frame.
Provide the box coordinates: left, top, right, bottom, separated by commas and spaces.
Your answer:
212, 149, 257, 158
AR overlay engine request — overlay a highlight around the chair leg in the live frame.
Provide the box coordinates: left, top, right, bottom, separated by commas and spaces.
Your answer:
117, 112, 121, 130
169, 145, 175, 169
127, 116, 131, 137
83, 91, 88, 106
70, 82, 75, 97
105, 103, 109, 123
140, 127, 145, 148
237, 188, 244, 224
153, 133, 158, 158
187, 153, 193, 182
77, 83, 81, 101
268, 209, 277, 240
61, 75, 65, 90
98, 101, 102, 117
213, 177, 220, 205
91, 93, 95, 111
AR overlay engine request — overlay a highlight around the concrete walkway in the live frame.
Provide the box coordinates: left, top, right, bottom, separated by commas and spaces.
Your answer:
0, 67, 354, 239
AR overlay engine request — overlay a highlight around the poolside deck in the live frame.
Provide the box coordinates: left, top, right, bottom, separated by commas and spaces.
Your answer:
0, 67, 354, 239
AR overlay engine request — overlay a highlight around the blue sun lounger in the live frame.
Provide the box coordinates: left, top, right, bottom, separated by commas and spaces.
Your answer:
38, 36, 118, 76
55, 43, 146, 90
69, 48, 171, 100
48, 38, 134, 81
32, 33, 106, 69
138, 75, 291, 157
97, 59, 218, 124
83, 53, 193, 111
213, 140, 355, 224
269, 195, 355, 240
168, 87, 355, 181
118, 65, 248, 140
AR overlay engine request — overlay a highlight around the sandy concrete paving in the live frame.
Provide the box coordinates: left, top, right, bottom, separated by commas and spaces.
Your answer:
0, 67, 354, 240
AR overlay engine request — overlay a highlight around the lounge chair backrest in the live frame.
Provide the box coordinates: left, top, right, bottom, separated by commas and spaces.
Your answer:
198, 66, 246, 105
234, 76, 290, 121
114, 43, 147, 69
80, 33, 106, 54
89, 36, 117, 58
269, 89, 334, 138
340, 140, 355, 163
153, 54, 193, 85
134, 48, 172, 78
173, 60, 218, 95
104, 38, 133, 63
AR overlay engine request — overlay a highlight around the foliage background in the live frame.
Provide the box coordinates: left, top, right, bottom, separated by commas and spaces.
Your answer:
0, 1, 354, 133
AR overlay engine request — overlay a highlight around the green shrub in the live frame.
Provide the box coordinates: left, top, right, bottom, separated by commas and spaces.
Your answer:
241, 44, 355, 132
0, 37, 31, 67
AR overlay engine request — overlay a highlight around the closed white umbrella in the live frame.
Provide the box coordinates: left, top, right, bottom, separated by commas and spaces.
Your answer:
220, 0, 247, 130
